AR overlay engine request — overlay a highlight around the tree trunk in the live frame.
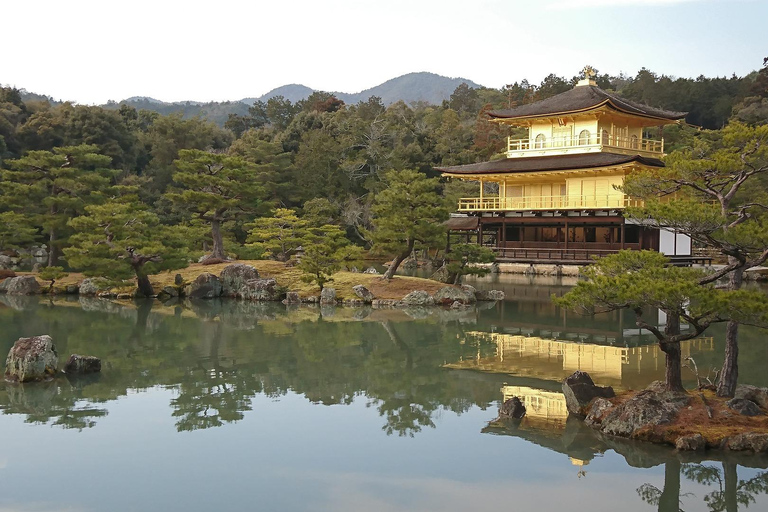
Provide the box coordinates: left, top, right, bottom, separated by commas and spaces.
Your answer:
658, 459, 681, 512
210, 219, 226, 260
724, 462, 738, 512
135, 270, 154, 297
661, 310, 685, 393
660, 341, 685, 393
383, 239, 414, 280
718, 266, 744, 397
47, 228, 57, 267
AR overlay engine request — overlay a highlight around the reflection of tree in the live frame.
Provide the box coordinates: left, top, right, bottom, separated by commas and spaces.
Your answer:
637, 460, 768, 512
682, 462, 768, 512
170, 321, 257, 431
637, 459, 686, 512
0, 297, 504, 434
376, 321, 436, 437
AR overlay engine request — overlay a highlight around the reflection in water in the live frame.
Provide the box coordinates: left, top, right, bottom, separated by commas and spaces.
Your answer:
449, 332, 714, 390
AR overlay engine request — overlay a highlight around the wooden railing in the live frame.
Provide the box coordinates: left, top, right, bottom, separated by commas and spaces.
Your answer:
507, 133, 663, 155
457, 194, 644, 212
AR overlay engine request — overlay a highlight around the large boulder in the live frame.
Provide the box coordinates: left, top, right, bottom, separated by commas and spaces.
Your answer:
498, 396, 526, 419
185, 273, 222, 299
726, 398, 763, 416
433, 286, 475, 306
352, 285, 375, 303
400, 290, 434, 306
240, 278, 283, 301
78, 278, 102, 296
0, 255, 13, 269
4, 276, 40, 295
320, 287, 336, 305
283, 291, 301, 304
598, 389, 690, 438
220, 264, 260, 298
475, 289, 506, 301
723, 433, 768, 452
5, 335, 59, 382
562, 371, 615, 417
430, 265, 452, 284
734, 385, 768, 409
63, 354, 101, 375
584, 397, 615, 428
676, 433, 706, 451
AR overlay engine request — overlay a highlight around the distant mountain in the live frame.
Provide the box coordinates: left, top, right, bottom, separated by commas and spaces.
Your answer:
241, 84, 314, 105
336, 72, 483, 106
94, 72, 484, 125
240, 72, 484, 106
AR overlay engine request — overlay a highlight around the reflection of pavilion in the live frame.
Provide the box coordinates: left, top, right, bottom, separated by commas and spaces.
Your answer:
450, 331, 714, 390
503, 385, 568, 428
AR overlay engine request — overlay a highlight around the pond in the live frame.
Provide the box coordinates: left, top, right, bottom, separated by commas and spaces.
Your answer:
1, 275, 767, 511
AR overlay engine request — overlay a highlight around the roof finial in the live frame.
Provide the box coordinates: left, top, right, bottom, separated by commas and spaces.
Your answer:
577, 65, 598, 87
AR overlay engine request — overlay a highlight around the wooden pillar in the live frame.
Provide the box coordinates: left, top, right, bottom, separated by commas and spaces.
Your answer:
501, 216, 507, 247
479, 178, 484, 205
621, 222, 625, 250
564, 220, 569, 250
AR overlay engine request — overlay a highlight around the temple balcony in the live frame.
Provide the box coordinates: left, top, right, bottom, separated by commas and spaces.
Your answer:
457, 194, 644, 212
505, 133, 663, 159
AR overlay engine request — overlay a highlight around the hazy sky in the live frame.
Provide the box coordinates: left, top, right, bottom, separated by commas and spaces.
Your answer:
2, 0, 765, 104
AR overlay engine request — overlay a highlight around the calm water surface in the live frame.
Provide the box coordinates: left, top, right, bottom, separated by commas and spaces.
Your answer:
1, 275, 767, 511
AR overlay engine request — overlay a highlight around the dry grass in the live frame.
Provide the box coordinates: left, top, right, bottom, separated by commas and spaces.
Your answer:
613, 388, 768, 447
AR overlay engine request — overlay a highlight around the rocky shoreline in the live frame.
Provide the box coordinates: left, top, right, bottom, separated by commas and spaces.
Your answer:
0, 262, 505, 308
501, 370, 768, 454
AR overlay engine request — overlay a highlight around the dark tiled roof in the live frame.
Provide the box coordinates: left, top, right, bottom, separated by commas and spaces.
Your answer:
437, 153, 665, 175
489, 85, 687, 121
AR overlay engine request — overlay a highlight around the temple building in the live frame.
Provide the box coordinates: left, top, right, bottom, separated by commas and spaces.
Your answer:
438, 67, 692, 264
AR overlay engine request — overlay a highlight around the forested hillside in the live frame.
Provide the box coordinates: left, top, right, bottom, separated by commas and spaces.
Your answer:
1, 61, 766, 278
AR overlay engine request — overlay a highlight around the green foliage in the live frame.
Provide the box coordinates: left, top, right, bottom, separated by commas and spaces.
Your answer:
165, 149, 264, 259
369, 169, 449, 278
246, 208, 308, 261
554, 251, 768, 336
445, 243, 496, 284
298, 224, 353, 291
1, 144, 115, 264
0, 212, 38, 250
64, 201, 189, 289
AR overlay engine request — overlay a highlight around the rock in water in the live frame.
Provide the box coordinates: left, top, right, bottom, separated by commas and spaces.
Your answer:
584, 397, 615, 428
499, 396, 526, 419
562, 371, 615, 417
186, 273, 222, 299
432, 286, 475, 305
283, 291, 301, 304
241, 278, 283, 301
79, 278, 102, 296
5, 276, 40, 295
475, 289, 505, 301
5, 335, 58, 382
352, 285, 375, 303
320, 287, 336, 305
63, 354, 101, 374
400, 290, 435, 306
220, 264, 259, 297
598, 389, 690, 438
676, 433, 706, 451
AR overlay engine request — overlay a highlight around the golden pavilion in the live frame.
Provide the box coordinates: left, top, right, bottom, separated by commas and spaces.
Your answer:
439, 66, 692, 264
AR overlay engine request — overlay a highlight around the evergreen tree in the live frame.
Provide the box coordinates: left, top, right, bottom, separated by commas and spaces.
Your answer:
370, 169, 449, 279
165, 149, 263, 261
64, 200, 189, 296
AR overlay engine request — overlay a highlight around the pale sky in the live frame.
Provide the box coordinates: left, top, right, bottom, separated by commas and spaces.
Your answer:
2, 0, 765, 105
